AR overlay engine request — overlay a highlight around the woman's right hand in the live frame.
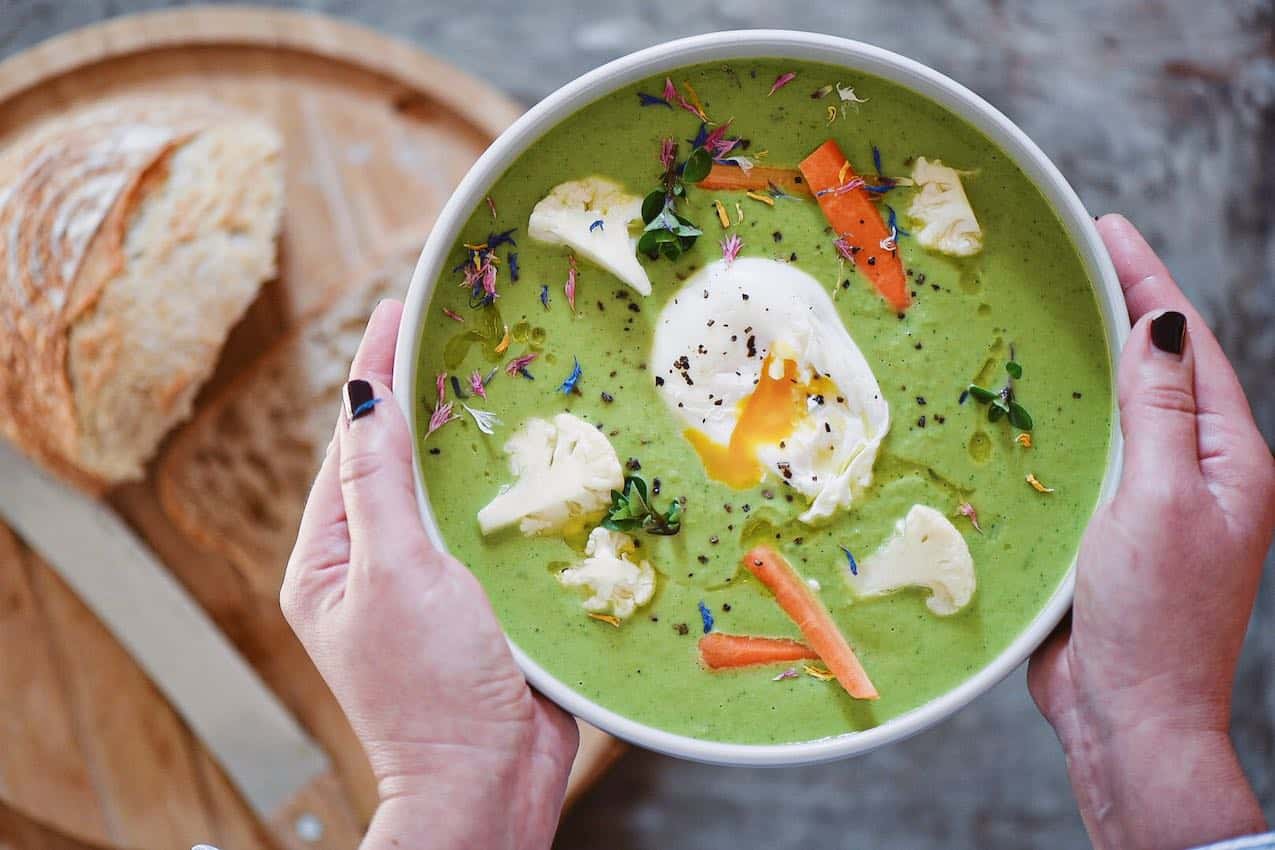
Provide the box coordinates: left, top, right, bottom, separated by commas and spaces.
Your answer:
1029, 215, 1275, 850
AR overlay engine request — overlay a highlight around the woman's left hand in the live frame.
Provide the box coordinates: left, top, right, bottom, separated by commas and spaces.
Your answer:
280, 299, 578, 850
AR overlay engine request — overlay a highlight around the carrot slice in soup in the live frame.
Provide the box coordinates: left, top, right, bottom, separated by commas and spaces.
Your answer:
696, 163, 811, 196
798, 139, 909, 312
743, 545, 878, 700
698, 633, 819, 670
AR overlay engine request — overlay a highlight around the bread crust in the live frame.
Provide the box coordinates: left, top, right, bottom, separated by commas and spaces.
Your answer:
0, 97, 282, 491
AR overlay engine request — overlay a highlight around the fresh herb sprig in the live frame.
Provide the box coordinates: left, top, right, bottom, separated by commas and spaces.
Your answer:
603, 475, 683, 536
968, 359, 1034, 431
638, 140, 711, 262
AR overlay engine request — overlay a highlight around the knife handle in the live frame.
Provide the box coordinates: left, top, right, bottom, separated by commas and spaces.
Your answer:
267, 770, 364, 850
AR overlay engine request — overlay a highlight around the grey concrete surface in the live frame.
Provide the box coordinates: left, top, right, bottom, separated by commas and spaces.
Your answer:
2, 2, 1271, 848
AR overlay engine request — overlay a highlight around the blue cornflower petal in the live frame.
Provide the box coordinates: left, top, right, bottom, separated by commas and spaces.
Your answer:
698, 600, 715, 634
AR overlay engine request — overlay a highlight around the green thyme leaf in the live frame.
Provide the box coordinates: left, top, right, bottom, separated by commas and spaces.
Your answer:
1008, 401, 1034, 431
1006, 361, 1023, 380
968, 384, 998, 404
683, 147, 713, 183
641, 190, 667, 224
988, 403, 1006, 423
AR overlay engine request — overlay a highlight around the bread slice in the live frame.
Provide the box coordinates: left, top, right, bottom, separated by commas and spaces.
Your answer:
0, 97, 283, 492
157, 247, 418, 589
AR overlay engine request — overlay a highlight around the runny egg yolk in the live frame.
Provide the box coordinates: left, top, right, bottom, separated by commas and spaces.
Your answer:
684, 354, 837, 489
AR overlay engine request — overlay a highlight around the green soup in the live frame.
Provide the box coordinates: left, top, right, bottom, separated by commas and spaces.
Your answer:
414, 59, 1112, 744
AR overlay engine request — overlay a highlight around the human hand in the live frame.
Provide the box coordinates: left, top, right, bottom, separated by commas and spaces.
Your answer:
1029, 215, 1275, 850
280, 300, 578, 850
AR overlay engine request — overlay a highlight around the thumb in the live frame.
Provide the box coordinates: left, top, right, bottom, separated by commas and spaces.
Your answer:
339, 377, 434, 568
1117, 309, 1199, 484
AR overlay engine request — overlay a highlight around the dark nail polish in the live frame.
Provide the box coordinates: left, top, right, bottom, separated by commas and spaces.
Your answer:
1150, 311, 1187, 356
344, 379, 381, 421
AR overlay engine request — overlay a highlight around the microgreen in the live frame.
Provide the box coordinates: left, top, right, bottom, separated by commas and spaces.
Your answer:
967, 351, 1034, 431
603, 475, 683, 536
639, 137, 709, 262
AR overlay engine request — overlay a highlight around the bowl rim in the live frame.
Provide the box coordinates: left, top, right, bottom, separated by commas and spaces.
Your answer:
393, 28, 1128, 766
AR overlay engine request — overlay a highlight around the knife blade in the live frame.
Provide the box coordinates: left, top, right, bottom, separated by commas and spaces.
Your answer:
0, 440, 338, 844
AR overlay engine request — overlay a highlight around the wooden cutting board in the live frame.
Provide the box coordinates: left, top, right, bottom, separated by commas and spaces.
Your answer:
0, 9, 623, 849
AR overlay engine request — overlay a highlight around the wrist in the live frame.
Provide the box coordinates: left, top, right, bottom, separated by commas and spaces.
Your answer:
358, 740, 571, 850
1056, 710, 1265, 850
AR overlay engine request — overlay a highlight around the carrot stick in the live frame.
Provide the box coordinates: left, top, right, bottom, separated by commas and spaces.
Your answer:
698, 633, 819, 670
743, 546, 879, 700
697, 163, 811, 196
798, 140, 910, 312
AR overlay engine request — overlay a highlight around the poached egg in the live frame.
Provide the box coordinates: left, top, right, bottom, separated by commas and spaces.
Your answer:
649, 258, 889, 524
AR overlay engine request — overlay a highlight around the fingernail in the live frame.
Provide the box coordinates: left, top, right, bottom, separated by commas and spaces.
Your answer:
343, 379, 382, 421
1150, 311, 1187, 356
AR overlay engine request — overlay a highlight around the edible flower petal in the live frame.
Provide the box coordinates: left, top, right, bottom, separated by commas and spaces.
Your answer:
487, 228, 517, 250
698, 600, 715, 634
558, 357, 583, 394
720, 233, 742, 266
506, 351, 537, 380
714, 200, 731, 229
815, 177, 866, 199
745, 190, 775, 206
450, 375, 468, 399
659, 136, 677, 170
427, 401, 458, 437
494, 324, 511, 354
540, 284, 550, 309
803, 663, 837, 681
435, 371, 447, 404
840, 545, 859, 576
637, 91, 672, 109
442, 307, 464, 322
588, 613, 623, 627
485, 195, 497, 219
811, 84, 835, 99
772, 667, 800, 681
679, 80, 710, 122
768, 71, 796, 96
1016, 432, 1033, 448
462, 404, 502, 435
565, 255, 578, 312
1026, 473, 1055, 494
589, 219, 604, 232
958, 502, 983, 534
469, 370, 487, 400
836, 82, 869, 104
508, 251, 520, 282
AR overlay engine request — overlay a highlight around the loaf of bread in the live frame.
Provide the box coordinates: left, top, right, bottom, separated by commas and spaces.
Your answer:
157, 247, 416, 589
0, 97, 283, 492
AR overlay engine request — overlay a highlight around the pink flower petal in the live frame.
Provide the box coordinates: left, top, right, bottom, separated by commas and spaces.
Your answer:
768, 72, 797, 96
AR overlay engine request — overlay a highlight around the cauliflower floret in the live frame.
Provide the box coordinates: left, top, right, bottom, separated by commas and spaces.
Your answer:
557, 527, 657, 620
528, 176, 651, 296
477, 413, 624, 536
907, 157, 983, 257
845, 504, 975, 615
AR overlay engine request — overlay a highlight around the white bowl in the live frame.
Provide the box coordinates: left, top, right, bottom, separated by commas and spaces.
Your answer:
394, 29, 1128, 766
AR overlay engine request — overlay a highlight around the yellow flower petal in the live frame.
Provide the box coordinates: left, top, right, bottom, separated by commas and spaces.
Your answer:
1016, 433, 1033, 448
493, 325, 511, 354
1026, 473, 1055, 494
803, 663, 837, 681
587, 613, 621, 628
745, 190, 775, 206
714, 199, 731, 229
